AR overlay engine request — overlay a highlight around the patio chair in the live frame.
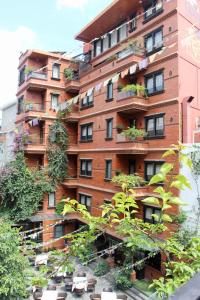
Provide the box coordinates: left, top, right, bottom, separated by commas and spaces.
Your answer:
90, 294, 101, 300
64, 278, 73, 291
76, 272, 86, 277
117, 295, 128, 300
103, 287, 113, 292
53, 275, 63, 283
87, 279, 97, 293
47, 284, 57, 290
88, 278, 97, 285
57, 291, 68, 300
74, 287, 85, 296
33, 292, 43, 300
65, 271, 73, 278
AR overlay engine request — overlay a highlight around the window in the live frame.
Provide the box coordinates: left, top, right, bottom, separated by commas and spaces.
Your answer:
94, 39, 102, 57
118, 23, 127, 41
105, 160, 112, 180
145, 70, 164, 95
17, 96, 24, 114
144, 205, 161, 224
51, 94, 59, 110
103, 34, 110, 52
145, 28, 163, 54
130, 16, 137, 32
145, 161, 163, 181
79, 194, 91, 211
107, 81, 113, 100
129, 160, 136, 175
80, 123, 93, 141
146, 252, 161, 271
110, 30, 118, 47
38, 200, 43, 211
19, 66, 25, 85
54, 225, 63, 238
106, 118, 113, 139
81, 93, 93, 109
144, 0, 163, 22
48, 193, 56, 208
80, 159, 92, 177
145, 114, 164, 138
52, 63, 60, 79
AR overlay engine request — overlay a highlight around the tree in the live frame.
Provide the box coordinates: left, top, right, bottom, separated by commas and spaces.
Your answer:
0, 221, 30, 300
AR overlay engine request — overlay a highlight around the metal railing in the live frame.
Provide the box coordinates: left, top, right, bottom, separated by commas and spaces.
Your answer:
25, 103, 45, 112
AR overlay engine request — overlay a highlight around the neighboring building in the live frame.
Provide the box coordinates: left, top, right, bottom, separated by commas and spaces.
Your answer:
16, 0, 200, 280
0, 101, 17, 167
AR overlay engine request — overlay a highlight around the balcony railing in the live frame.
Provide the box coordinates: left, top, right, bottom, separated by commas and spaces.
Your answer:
117, 45, 145, 60
117, 87, 147, 101
25, 103, 45, 112
116, 133, 144, 143
24, 136, 44, 145
28, 72, 47, 80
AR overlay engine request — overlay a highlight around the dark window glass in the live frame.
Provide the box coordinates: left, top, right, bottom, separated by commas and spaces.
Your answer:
19, 66, 25, 85
145, 114, 164, 137
80, 123, 93, 141
106, 119, 113, 139
79, 194, 91, 211
81, 93, 93, 108
130, 16, 137, 32
94, 39, 102, 57
144, 205, 161, 224
105, 160, 112, 180
107, 81, 113, 100
17, 96, 24, 114
129, 160, 136, 175
145, 161, 163, 181
145, 28, 163, 54
54, 225, 63, 238
80, 160, 92, 177
52, 63, 60, 79
145, 71, 164, 95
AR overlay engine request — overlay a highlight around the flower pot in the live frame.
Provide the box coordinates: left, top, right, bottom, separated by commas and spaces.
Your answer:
130, 270, 136, 282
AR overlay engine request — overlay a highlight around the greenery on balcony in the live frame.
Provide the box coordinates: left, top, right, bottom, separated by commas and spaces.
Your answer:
122, 126, 147, 140
112, 173, 145, 189
122, 84, 147, 98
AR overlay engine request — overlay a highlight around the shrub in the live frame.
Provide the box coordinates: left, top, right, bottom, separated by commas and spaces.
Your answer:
113, 272, 133, 290
94, 260, 110, 276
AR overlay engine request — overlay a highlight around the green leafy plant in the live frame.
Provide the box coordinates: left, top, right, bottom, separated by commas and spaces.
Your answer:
64, 68, 74, 80
122, 126, 147, 140
122, 84, 147, 97
113, 272, 133, 290
112, 173, 145, 189
94, 260, 110, 276
56, 200, 66, 215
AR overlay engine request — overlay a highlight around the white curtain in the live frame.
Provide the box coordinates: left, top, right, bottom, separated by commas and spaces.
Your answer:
154, 30, 162, 48
155, 73, 163, 90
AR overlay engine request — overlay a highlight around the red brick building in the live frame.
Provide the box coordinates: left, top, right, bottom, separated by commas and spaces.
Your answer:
16, 0, 200, 279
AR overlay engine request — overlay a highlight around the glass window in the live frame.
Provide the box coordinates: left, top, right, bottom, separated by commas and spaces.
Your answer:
103, 35, 110, 52
154, 30, 163, 48
80, 160, 92, 176
144, 0, 163, 21
79, 194, 91, 211
80, 123, 93, 141
130, 16, 137, 32
54, 225, 63, 238
110, 30, 117, 47
144, 205, 161, 224
51, 94, 59, 110
52, 64, 60, 79
146, 36, 153, 53
145, 71, 164, 95
145, 28, 163, 54
118, 23, 127, 41
106, 119, 113, 139
48, 193, 56, 207
145, 114, 164, 138
81, 93, 93, 108
105, 160, 112, 180
129, 160, 136, 174
107, 81, 113, 100
94, 39, 102, 57
17, 96, 24, 114
19, 66, 25, 85
145, 161, 163, 181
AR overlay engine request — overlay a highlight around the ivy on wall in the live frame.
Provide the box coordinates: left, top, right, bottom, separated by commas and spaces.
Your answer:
47, 119, 69, 184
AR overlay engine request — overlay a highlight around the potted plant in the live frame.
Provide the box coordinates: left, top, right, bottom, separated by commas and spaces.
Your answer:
64, 68, 74, 81
116, 124, 125, 133
122, 126, 147, 141
122, 84, 147, 98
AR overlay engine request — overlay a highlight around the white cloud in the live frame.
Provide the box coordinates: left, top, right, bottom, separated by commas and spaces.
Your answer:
0, 26, 40, 109
56, 0, 89, 10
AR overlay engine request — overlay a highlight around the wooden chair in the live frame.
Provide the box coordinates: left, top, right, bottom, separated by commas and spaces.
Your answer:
33, 292, 43, 300
90, 294, 101, 300
117, 295, 127, 300
74, 287, 85, 296
87, 279, 97, 293
57, 291, 67, 300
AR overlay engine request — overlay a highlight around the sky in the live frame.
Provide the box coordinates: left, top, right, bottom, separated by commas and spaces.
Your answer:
0, 0, 112, 111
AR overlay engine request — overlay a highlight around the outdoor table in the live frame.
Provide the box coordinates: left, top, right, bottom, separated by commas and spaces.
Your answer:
72, 276, 88, 292
35, 253, 48, 266
101, 292, 117, 300
41, 290, 58, 300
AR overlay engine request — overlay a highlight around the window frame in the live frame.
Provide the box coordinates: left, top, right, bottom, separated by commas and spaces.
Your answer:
143, 205, 161, 224
106, 80, 114, 101
145, 113, 165, 138
144, 161, 164, 182
51, 93, 59, 110
80, 123, 93, 142
19, 66, 26, 86
80, 159, 92, 177
105, 160, 112, 181
144, 0, 163, 23
145, 27, 163, 55
106, 118, 113, 140
52, 63, 60, 80
81, 92, 94, 109
145, 70, 164, 96
79, 193, 92, 211
48, 192, 56, 208
54, 225, 64, 238
17, 96, 24, 114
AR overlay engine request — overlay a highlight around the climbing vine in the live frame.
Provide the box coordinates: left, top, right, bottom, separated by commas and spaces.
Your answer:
47, 119, 69, 184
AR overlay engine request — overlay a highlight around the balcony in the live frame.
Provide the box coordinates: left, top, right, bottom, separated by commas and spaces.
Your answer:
116, 88, 148, 113
24, 135, 45, 154
116, 134, 148, 154
65, 78, 81, 93
28, 71, 47, 80
64, 104, 80, 123
63, 177, 78, 189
